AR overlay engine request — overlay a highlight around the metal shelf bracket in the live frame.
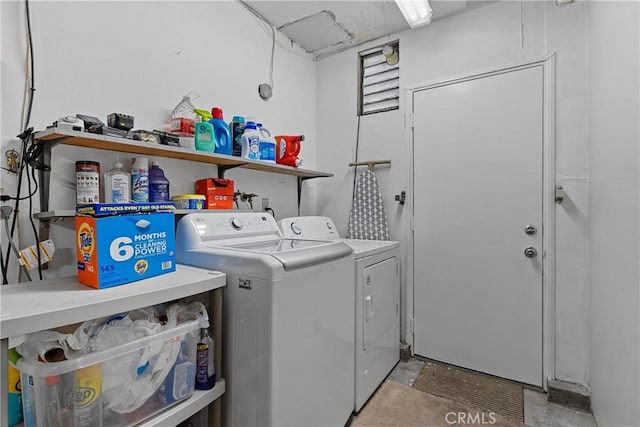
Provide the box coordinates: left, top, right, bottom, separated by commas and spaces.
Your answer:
218, 164, 246, 179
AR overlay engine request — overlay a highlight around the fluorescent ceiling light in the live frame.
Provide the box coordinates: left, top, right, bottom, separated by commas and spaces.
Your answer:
394, 0, 433, 28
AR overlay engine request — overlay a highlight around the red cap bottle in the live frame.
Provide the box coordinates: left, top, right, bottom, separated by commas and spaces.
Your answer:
211, 108, 224, 119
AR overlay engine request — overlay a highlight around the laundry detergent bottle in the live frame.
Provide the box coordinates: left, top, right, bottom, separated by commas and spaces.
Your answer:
275, 135, 304, 167
241, 120, 261, 160
209, 108, 232, 155
257, 124, 276, 163
195, 122, 215, 153
229, 116, 245, 157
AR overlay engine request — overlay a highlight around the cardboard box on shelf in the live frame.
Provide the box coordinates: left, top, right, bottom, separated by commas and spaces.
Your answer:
195, 178, 234, 210
75, 203, 176, 289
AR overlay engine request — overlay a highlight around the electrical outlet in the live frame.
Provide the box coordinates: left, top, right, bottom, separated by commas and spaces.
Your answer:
262, 198, 270, 210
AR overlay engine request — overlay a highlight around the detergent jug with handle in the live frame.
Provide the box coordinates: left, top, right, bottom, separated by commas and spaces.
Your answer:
257, 124, 276, 163
209, 108, 232, 155
241, 119, 261, 160
275, 135, 304, 167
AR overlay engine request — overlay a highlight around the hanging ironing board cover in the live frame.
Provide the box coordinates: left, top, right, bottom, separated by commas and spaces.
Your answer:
347, 169, 390, 240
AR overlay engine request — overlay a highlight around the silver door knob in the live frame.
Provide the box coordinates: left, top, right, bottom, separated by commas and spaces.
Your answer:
524, 225, 537, 235
524, 247, 538, 258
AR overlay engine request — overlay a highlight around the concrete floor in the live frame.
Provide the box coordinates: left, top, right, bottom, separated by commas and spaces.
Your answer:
377, 359, 598, 427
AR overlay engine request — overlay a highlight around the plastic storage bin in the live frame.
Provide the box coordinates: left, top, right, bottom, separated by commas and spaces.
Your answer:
171, 194, 206, 210
16, 319, 201, 427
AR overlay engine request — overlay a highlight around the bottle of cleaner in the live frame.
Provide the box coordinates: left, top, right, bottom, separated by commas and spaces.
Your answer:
159, 340, 196, 404
44, 372, 68, 427
241, 120, 261, 160
195, 122, 215, 152
104, 161, 131, 203
209, 108, 232, 155
131, 157, 149, 202
72, 364, 103, 427
257, 124, 276, 163
229, 116, 245, 157
149, 161, 170, 202
195, 328, 216, 390
8, 349, 23, 427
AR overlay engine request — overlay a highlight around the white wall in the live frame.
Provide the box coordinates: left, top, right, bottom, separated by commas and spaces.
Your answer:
588, 1, 640, 426
317, 1, 591, 386
0, 1, 317, 281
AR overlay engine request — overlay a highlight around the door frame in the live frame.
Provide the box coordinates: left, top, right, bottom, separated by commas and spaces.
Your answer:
404, 55, 556, 390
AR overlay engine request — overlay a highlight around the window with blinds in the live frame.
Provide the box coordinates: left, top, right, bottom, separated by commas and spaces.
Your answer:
359, 42, 400, 115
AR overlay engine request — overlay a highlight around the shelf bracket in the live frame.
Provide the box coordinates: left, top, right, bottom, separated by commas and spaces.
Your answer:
297, 175, 333, 215
217, 164, 246, 179
297, 177, 313, 216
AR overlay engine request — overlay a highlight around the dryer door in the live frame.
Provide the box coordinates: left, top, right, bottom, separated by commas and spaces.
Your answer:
363, 257, 399, 350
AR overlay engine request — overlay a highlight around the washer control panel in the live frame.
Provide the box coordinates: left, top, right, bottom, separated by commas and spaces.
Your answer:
188, 212, 280, 241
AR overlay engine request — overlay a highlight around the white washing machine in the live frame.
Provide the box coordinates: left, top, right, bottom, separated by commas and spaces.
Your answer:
176, 212, 355, 427
279, 216, 400, 412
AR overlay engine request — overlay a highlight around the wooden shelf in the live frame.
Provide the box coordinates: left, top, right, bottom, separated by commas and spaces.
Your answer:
34, 209, 257, 221
35, 128, 332, 179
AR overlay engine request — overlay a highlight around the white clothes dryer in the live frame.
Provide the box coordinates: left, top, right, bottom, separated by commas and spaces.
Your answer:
176, 212, 355, 427
279, 216, 400, 412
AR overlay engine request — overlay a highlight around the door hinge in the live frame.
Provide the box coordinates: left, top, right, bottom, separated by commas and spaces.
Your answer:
410, 216, 415, 232
410, 318, 415, 334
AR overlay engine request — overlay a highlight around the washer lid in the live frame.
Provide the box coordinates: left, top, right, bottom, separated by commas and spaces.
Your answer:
226, 239, 353, 270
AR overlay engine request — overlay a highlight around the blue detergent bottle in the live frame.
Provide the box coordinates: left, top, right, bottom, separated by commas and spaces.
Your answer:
159, 340, 196, 404
209, 108, 232, 155
257, 123, 276, 163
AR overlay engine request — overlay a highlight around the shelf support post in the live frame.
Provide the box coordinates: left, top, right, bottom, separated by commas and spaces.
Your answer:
1, 338, 7, 427
34, 136, 69, 269
37, 144, 52, 214
37, 144, 53, 245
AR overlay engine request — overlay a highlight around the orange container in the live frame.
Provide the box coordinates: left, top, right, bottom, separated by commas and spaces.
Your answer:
274, 135, 303, 168
195, 179, 234, 210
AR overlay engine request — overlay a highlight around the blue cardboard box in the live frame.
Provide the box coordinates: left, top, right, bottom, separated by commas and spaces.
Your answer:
75, 203, 176, 289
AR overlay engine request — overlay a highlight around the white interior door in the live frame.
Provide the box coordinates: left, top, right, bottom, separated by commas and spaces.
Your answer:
412, 65, 544, 386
